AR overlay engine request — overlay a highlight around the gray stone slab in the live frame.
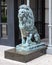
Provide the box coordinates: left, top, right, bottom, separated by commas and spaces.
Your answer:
5, 46, 47, 63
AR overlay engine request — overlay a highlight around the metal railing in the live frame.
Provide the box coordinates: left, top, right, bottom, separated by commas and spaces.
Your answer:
0, 23, 8, 38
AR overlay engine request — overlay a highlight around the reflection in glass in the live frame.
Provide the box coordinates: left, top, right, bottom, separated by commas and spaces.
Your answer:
1, 0, 8, 39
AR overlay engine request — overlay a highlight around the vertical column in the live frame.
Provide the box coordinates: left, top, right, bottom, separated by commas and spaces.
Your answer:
27, 0, 30, 6
47, 0, 52, 54
7, 0, 15, 46
48, 0, 52, 46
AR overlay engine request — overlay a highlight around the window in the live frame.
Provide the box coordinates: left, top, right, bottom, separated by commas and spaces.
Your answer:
1, 0, 8, 39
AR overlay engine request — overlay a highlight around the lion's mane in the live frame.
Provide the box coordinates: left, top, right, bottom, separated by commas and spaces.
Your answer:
18, 5, 34, 31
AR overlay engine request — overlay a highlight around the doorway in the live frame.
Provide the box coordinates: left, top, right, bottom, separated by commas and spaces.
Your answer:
14, 0, 45, 46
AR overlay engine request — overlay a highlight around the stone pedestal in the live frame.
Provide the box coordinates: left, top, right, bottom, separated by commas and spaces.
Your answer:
5, 46, 47, 63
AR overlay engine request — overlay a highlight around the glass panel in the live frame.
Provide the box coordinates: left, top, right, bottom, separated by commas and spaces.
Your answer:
1, 23, 8, 39
1, 0, 7, 23
1, 0, 8, 39
30, 0, 45, 39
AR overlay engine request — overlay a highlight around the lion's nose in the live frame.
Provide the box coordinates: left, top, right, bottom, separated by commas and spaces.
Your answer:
19, 14, 22, 17
19, 13, 24, 17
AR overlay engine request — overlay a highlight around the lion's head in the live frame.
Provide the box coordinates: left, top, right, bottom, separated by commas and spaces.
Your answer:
18, 5, 34, 30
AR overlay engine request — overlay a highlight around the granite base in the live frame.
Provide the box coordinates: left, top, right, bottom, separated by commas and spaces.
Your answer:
5, 46, 47, 63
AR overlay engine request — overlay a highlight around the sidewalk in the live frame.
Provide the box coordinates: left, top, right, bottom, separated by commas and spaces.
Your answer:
0, 45, 14, 58
0, 45, 52, 65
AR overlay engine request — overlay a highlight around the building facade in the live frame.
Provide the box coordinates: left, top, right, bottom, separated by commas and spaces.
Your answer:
0, 0, 50, 48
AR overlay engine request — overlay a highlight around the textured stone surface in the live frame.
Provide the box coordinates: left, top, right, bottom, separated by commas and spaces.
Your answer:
5, 46, 47, 63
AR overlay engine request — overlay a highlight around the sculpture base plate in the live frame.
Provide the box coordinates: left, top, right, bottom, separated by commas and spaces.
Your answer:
16, 43, 46, 52
5, 46, 47, 63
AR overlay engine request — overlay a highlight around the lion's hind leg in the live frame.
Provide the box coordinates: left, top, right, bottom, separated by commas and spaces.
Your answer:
34, 33, 40, 43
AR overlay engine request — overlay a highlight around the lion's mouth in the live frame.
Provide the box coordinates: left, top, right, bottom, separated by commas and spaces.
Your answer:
19, 17, 23, 21
19, 15, 24, 21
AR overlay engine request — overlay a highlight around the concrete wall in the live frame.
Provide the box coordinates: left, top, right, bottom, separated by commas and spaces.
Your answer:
45, 0, 49, 23
0, 0, 1, 38
45, 0, 49, 38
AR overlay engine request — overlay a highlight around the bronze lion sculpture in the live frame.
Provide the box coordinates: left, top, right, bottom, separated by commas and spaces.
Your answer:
18, 5, 40, 46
